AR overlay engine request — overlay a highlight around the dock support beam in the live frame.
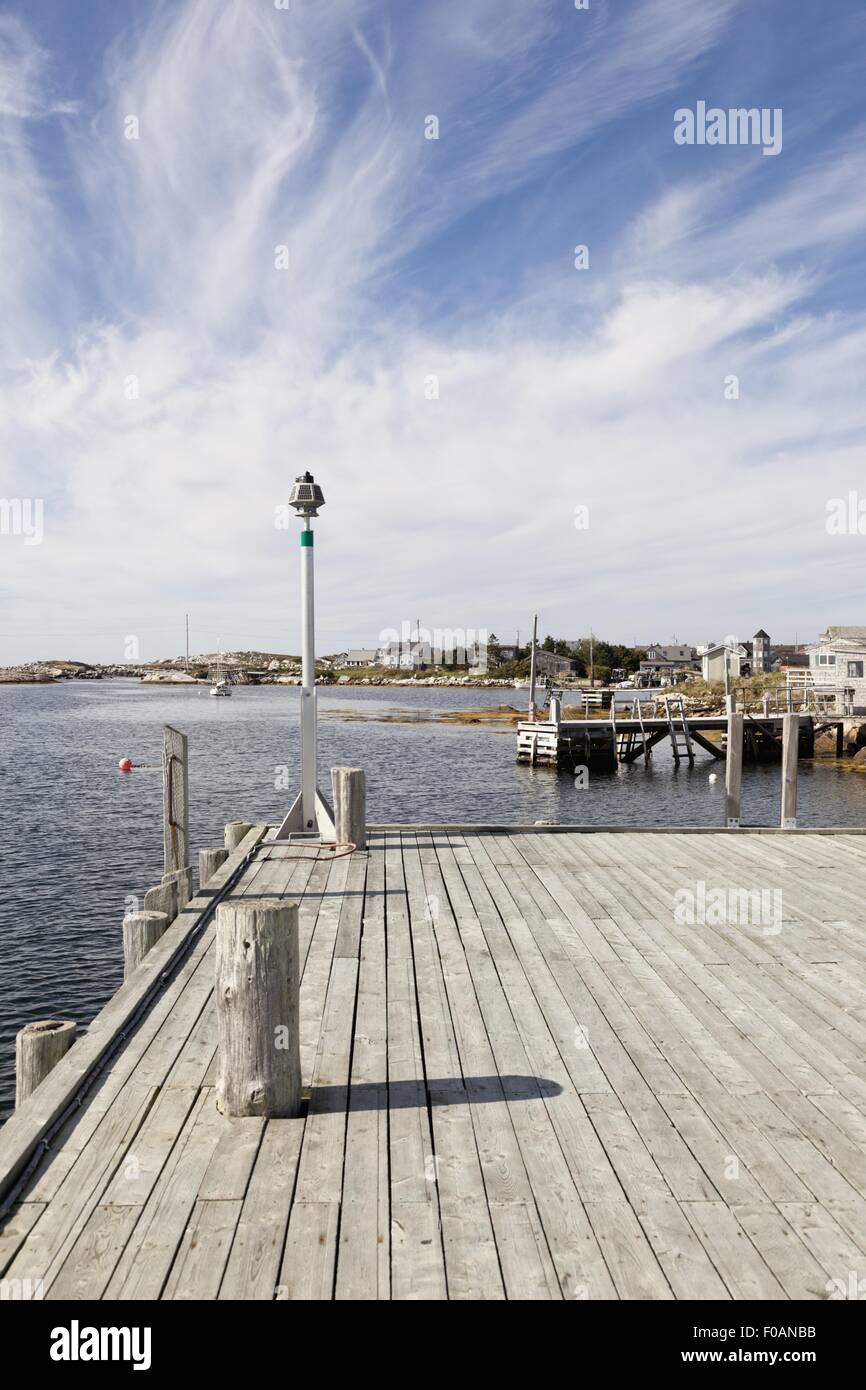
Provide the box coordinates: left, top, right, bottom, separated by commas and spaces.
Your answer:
199, 846, 229, 887
781, 714, 799, 828
331, 767, 366, 850
725, 703, 743, 828
163, 725, 189, 876
215, 899, 301, 1118
123, 909, 170, 978
161, 866, 192, 911
16, 1020, 77, 1108
143, 878, 178, 925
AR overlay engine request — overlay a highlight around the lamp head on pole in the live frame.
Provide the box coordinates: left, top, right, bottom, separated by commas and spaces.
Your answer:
288, 471, 325, 518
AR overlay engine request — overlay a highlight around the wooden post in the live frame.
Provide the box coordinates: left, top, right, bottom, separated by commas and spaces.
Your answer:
215, 899, 301, 1118
762, 693, 770, 718
549, 694, 561, 725
162, 865, 192, 911
16, 1020, 76, 1107
163, 726, 189, 876
781, 713, 798, 828
144, 878, 178, 924
331, 767, 366, 850
725, 700, 743, 828
528, 614, 538, 720
224, 821, 253, 852
199, 846, 229, 888
123, 909, 170, 978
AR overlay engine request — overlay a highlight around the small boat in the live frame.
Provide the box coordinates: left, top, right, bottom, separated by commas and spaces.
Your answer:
208, 653, 233, 697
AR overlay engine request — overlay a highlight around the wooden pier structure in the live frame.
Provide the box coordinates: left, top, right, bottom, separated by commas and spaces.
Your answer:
3, 819, 866, 1300
518, 710, 845, 772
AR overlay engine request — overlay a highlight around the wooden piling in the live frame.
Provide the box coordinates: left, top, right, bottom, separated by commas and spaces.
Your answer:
331, 767, 366, 850
528, 614, 538, 720
163, 725, 189, 876
725, 704, 744, 828
123, 909, 170, 978
781, 713, 799, 828
143, 878, 179, 924
162, 865, 192, 911
215, 899, 301, 1118
199, 846, 229, 888
224, 821, 254, 853
15, 1020, 77, 1108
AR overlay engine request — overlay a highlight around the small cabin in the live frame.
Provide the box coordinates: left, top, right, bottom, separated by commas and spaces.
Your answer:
701, 643, 746, 682
807, 627, 866, 712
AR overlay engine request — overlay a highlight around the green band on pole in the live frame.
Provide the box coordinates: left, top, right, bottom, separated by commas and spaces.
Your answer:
300, 530, 314, 547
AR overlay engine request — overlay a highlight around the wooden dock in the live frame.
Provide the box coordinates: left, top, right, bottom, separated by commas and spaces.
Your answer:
3, 823, 866, 1300
517, 712, 843, 771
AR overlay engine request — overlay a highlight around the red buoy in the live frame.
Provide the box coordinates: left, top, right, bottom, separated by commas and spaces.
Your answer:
118, 758, 133, 772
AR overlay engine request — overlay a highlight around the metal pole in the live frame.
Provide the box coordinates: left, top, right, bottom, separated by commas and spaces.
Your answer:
185, 613, 189, 672
300, 518, 317, 830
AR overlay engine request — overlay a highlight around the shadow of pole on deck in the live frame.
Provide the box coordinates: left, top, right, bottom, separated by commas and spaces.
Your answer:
308, 1075, 562, 1111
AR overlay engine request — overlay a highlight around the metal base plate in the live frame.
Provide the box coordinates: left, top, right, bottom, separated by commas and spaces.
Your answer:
274, 788, 336, 842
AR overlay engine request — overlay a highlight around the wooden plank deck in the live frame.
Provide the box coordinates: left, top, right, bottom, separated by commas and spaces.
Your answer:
3, 826, 866, 1300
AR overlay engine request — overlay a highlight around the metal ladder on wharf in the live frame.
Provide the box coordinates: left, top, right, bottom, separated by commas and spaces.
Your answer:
663, 693, 695, 764
614, 700, 647, 767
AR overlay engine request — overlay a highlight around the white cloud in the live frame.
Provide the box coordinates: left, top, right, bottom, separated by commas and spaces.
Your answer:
2, 0, 865, 662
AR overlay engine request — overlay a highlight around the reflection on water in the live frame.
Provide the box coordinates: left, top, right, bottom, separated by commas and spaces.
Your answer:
0, 679, 863, 1117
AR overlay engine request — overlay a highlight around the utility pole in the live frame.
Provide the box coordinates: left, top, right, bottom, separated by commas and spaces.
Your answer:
185, 613, 189, 672
590, 631, 594, 686
529, 614, 538, 720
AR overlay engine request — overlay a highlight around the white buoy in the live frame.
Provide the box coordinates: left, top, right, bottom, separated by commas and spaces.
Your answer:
708, 772, 718, 783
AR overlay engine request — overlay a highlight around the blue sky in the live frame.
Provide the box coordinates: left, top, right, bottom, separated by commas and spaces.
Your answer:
3, 0, 866, 662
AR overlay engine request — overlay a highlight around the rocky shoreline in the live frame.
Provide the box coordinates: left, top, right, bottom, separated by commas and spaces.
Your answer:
0, 657, 519, 689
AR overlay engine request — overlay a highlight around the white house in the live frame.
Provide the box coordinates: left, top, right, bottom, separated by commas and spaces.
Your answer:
806, 626, 866, 711
701, 642, 747, 682
344, 649, 380, 667
377, 641, 429, 669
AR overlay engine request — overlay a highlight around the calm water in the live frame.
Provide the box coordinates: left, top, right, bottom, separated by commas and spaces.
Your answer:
1, 679, 864, 1117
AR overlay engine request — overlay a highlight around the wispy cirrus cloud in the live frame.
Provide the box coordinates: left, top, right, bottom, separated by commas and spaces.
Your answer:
2, 0, 866, 661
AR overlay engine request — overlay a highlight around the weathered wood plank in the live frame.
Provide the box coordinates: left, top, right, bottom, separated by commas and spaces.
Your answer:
220, 1119, 303, 1301
278, 1202, 339, 1300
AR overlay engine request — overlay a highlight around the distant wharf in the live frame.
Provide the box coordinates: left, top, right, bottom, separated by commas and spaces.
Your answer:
518, 698, 845, 772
